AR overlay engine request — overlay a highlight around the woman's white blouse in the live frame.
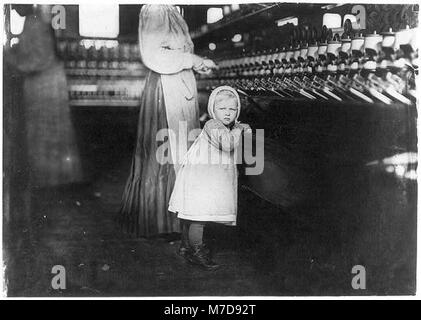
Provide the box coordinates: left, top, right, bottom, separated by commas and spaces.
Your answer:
138, 5, 194, 75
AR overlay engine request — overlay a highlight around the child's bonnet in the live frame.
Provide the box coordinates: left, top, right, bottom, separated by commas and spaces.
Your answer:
177, 86, 242, 169
207, 85, 241, 121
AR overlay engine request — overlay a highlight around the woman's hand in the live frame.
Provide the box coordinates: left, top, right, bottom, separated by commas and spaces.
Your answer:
192, 55, 217, 74
202, 59, 217, 69
234, 122, 252, 133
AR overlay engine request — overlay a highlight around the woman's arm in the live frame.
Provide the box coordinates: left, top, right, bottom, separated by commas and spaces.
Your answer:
138, 6, 202, 74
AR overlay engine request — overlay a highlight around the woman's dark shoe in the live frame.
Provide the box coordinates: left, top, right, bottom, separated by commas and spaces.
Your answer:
187, 244, 219, 270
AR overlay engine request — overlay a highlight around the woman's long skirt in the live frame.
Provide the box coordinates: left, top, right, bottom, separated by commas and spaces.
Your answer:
119, 71, 180, 237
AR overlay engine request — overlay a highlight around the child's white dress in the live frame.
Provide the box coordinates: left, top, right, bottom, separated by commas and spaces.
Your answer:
168, 119, 243, 225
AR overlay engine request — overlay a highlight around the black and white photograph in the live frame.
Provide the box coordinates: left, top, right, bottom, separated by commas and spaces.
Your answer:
1, 0, 419, 299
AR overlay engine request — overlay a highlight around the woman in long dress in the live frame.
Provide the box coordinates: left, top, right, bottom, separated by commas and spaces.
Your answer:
119, 5, 215, 237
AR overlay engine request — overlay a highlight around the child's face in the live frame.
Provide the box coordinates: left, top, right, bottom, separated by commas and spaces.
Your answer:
213, 94, 238, 126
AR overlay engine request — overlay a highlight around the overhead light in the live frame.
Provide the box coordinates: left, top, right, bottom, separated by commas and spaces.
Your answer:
208, 43, 216, 51
276, 16, 298, 27
232, 34, 242, 43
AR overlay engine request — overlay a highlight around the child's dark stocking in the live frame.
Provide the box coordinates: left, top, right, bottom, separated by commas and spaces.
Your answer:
188, 222, 204, 247
188, 222, 219, 270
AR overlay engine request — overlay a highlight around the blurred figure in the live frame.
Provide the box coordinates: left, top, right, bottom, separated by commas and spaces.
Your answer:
5, 5, 83, 189
119, 5, 216, 237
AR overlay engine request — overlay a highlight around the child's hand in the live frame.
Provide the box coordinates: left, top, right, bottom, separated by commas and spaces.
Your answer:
238, 123, 252, 133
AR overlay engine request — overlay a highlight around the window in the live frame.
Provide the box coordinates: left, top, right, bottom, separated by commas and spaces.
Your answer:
79, 4, 119, 38
207, 8, 223, 24
231, 34, 242, 43
10, 8, 26, 35
322, 13, 341, 29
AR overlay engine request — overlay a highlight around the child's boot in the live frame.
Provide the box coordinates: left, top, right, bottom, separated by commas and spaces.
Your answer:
188, 244, 219, 270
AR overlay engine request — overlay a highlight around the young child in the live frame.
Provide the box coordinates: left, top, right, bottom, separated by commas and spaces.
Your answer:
168, 86, 251, 270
